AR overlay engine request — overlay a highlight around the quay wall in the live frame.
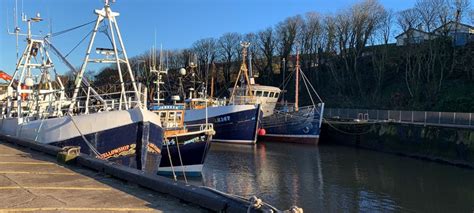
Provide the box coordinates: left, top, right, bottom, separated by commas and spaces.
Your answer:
0, 134, 276, 213
320, 121, 474, 168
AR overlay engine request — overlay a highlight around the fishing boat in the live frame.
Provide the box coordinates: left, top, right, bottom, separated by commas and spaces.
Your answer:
151, 104, 213, 176
183, 56, 262, 145
231, 44, 325, 144
148, 55, 214, 176
0, 0, 164, 172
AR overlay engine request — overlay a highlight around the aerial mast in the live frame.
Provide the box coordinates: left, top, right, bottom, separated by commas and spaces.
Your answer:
295, 48, 300, 112
69, 0, 141, 112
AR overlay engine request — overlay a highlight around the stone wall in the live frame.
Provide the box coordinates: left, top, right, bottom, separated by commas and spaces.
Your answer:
320, 121, 474, 168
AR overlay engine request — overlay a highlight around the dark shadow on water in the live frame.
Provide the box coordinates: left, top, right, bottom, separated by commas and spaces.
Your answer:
196, 141, 474, 212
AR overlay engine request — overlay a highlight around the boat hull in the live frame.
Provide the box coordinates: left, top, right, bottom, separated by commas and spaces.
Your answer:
0, 108, 164, 173
185, 105, 260, 144
159, 134, 211, 176
260, 105, 324, 145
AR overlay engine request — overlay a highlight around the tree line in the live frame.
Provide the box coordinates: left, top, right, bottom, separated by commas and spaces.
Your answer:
90, 0, 474, 112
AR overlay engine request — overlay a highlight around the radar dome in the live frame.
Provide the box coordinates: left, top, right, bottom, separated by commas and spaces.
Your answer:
179, 68, 186, 76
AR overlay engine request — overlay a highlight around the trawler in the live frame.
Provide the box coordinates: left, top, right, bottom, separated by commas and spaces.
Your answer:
0, 0, 164, 172
183, 53, 262, 145
148, 52, 214, 176
231, 44, 325, 144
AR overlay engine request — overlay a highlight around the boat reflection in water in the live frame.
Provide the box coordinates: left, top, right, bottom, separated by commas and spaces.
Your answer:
193, 143, 474, 212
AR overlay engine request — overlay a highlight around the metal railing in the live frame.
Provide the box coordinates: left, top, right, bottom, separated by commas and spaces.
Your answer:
326, 108, 473, 128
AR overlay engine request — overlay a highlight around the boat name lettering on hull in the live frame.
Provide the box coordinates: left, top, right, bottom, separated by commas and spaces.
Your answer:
100, 144, 136, 159
215, 116, 231, 123
148, 143, 162, 154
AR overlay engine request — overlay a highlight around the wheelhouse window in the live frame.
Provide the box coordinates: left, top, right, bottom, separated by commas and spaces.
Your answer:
263, 91, 269, 97
269, 92, 275, 98
256, 91, 263, 97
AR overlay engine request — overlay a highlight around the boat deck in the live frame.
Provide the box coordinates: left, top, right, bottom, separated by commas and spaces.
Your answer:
0, 142, 203, 212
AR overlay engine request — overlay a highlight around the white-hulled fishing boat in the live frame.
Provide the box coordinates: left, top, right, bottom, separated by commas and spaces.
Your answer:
0, 0, 164, 172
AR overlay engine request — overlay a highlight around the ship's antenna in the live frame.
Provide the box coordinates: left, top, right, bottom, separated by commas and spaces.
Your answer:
159, 43, 162, 71
166, 50, 169, 70
14, 0, 20, 60
21, 0, 25, 22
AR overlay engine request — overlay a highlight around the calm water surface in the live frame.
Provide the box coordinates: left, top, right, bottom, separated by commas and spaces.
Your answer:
193, 143, 474, 212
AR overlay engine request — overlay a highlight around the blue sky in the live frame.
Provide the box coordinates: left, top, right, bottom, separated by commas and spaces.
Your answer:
0, 0, 416, 74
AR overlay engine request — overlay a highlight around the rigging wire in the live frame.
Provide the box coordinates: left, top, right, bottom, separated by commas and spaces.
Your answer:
300, 70, 323, 103
51, 20, 96, 37
299, 67, 316, 106
64, 30, 93, 58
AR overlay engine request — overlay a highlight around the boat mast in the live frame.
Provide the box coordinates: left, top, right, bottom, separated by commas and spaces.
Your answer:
295, 49, 300, 112
210, 63, 215, 98
151, 43, 167, 106
281, 58, 286, 106
69, 0, 141, 113
7, 12, 63, 118
229, 42, 253, 103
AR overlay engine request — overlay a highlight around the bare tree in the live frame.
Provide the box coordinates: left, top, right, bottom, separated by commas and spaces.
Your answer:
451, 0, 471, 21
397, 9, 421, 31
379, 9, 394, 44
192, 38, 218, 81
257, 27, 277, 82
217, 32, 241, 85
470, 9, 474, 24
243, 33, 261, 77
415, 0, 443, 32
276, 15, 303, 75
322, 15, 337, 54
300, 12, 323, 71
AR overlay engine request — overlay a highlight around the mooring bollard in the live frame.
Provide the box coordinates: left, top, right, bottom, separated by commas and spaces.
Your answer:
57, 146, 81, 164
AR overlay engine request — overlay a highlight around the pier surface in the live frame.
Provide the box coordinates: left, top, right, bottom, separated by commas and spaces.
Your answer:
0, 142, 203, 212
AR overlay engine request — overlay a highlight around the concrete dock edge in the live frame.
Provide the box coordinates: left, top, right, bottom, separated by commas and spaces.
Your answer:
0, 134, 275, 212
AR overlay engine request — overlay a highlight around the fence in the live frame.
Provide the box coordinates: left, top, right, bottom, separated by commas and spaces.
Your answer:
326, 108, 473, 128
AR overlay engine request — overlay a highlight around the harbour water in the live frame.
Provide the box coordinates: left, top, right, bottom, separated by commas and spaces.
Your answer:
193, 142, 474, 212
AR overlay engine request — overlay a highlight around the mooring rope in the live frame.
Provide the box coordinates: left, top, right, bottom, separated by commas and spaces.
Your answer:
164, 139, 177, 181
324, 119, 374, 135
199, 186, 282, 212
174, 135, 188, 184
67, 114, 102, 157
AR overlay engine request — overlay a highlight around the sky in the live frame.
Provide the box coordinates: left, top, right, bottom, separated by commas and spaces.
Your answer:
0, 0, 417, 74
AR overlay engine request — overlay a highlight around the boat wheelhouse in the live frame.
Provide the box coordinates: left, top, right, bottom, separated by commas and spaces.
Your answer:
229, 85, 281, 117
